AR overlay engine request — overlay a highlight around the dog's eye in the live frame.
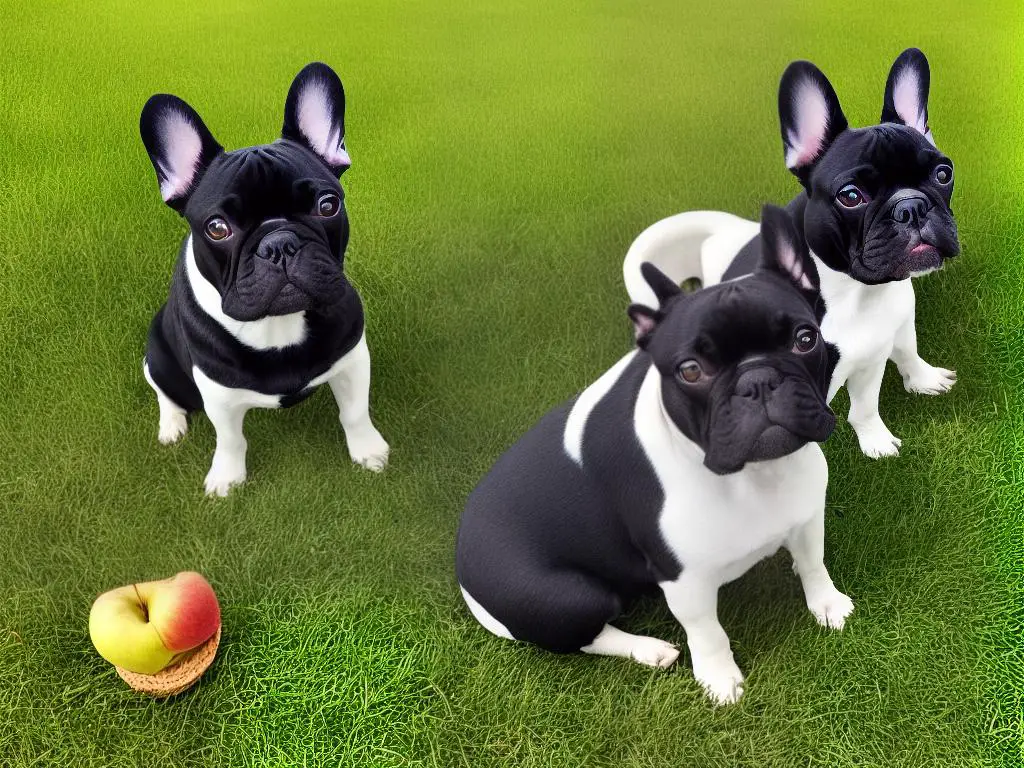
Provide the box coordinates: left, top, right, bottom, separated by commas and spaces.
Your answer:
934, 164, 953, 185
793, 326, 819, 353
204, 217, 231, 241
316, 193, 341, 218
678, 360, 703, 383
836, 185, 868, 209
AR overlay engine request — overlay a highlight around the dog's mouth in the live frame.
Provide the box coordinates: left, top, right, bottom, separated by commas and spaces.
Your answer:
266, 282, 310, 312
852, 197, 960, 283
703, 425, 804, 475
221, 283, 310, 321
856, 233, 957, 283
889, 240, 950, 280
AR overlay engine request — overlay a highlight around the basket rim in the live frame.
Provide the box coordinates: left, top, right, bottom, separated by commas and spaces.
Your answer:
114, 623, 221, 697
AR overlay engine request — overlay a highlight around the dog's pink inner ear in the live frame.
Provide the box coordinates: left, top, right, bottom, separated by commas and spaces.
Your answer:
297, 82, 351, 168
632, 312, 656, 339
892, 68, 934, 145
157, 110, 203, 202
775, 235, 813, 290
785, 78, 830, 169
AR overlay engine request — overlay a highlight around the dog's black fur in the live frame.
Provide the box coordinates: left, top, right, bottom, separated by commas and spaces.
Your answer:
141, 63, 363, 411
456, 206, 835, 652
725, 49, 959, 286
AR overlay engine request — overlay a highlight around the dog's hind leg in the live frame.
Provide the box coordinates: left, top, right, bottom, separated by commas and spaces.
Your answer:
462, 574, 679, 668
581, 624, 680, 669
459, 565, 672, 669
144, 304, 202, 445
144, 360, 188, 445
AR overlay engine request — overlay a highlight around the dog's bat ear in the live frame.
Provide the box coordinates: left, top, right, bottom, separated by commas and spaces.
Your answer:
758, 204, 819, 297
627, 304, 662, 349
282, 62, 351, 175
640, 261, 683, 306
778, 61, 848, 186
881, 48, 934, 145
140, 95, 223, 212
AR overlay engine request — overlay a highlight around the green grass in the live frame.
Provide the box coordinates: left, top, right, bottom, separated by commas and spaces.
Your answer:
1, 0, 1021, 765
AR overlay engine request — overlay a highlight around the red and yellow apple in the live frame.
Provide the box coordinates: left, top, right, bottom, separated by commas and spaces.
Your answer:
89, 571, 221, 675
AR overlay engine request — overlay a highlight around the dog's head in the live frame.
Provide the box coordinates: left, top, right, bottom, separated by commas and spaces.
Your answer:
778, 48, 959, 284
630, 206, 835, 475
140, 63, 353, 320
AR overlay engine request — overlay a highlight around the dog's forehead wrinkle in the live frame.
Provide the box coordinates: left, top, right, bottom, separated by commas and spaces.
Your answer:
814, 133, 940, 203
194, 144, 337, 221
667, 292, 798, 365
874, 130, 936, 175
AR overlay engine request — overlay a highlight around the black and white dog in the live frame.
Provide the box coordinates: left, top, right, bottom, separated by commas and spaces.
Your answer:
457, 207, 852, 705
623, 49, 959, 458
140, 63, 389, 495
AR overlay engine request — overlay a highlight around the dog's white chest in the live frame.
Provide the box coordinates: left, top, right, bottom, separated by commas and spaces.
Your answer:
191, 340, 357, 411
814, 254, 915, 400
632, 368, 827, 579
663, 449, 825, 579
186, 239, 309, 351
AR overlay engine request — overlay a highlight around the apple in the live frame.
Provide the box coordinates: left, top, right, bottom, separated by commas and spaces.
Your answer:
89, 571, 221, 675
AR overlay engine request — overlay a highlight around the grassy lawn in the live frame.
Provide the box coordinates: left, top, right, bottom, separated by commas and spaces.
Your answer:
1, 0, 1021, 765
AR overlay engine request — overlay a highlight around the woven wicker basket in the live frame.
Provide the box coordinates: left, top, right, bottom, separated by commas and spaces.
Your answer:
115, 625, 221, 697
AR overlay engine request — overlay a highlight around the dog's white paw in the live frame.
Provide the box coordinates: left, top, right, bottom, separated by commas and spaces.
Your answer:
903, 364, 956, 396
158, 413, 188, 445
347, 427, 390, 472
204, 457, 246, 497
807, 588, 855, 630
694, 656, 745, 705
854, 419, 901, 458
629, 636, 680, 669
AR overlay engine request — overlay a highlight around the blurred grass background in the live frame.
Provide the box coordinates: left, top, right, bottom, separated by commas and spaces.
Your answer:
0, 0, 1020, 765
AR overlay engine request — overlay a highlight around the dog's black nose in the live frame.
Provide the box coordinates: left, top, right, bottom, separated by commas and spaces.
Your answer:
735, 367, 781, 401
890, 195, 929, 226
255, 230, 302, 265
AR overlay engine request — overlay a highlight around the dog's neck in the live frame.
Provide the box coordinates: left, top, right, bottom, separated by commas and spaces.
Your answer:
810, 251, 908, 312
642, 366, 705, 465
184, 237, 308, 351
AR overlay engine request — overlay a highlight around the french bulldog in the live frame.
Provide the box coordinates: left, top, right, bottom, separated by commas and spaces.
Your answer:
456, 207, 852, 705
622, 49, 959, 458
140, 63, 389, 496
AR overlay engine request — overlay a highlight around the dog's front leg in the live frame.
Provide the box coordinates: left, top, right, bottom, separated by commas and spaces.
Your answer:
194, 369, 251, 496
203, 404, 250, 497
847, 361, 901, 458
890, 309, 957, 396
327, 333, 389, 472
661, 576, 744, 705
786, 512, 854, 630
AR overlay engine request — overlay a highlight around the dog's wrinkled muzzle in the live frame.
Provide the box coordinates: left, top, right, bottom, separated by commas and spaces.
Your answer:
702, 365, 835, 475
220, 223, 344, 320
857, 191, 960, 283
